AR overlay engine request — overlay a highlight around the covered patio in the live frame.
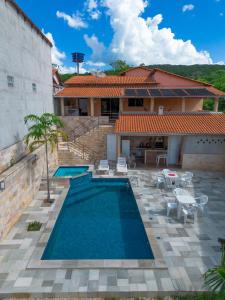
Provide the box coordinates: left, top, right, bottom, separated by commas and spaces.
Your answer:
114, 113, 225, 171
55, 86, 223, 120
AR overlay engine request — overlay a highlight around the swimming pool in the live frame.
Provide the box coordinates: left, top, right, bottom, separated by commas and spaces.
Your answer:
53, 166, 89, 177
42, 175, 154, 260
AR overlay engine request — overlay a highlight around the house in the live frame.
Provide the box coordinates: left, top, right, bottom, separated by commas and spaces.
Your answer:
52, 67, 63, 96
55, 66, 223, 118
56, 66, 225, 171
53, 68, 64, 115
0, 0, 53, 173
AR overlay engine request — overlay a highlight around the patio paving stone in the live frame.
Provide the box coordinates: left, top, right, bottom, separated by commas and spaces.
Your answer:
0, 169, 224, 296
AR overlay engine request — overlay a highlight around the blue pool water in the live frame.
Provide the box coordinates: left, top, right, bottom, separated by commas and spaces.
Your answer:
42, 175, 154, 260
53, 166, 89, 177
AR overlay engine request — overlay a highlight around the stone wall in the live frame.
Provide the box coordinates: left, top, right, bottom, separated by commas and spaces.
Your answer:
0, 141, 27, 174
182, 154, 225, 171
0, 145, 57, 240
60, 116, 109, 136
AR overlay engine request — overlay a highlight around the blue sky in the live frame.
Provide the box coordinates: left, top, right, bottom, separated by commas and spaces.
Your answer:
16, 0, 225, 73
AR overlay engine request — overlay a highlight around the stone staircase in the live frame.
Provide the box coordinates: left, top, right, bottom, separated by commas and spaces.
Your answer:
58, 124, 115, 165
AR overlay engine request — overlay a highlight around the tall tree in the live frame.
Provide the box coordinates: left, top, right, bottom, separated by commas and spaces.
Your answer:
24, 113, 67, 203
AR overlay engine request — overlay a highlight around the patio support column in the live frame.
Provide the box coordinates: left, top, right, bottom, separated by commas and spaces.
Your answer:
117, 135, 121, 157
119, 98, 123, 113
181, 97, 186, 113
150, 97, 155, 112
90, 97, 95, 116
60, 98, 65, 116
214, 97, 219, 112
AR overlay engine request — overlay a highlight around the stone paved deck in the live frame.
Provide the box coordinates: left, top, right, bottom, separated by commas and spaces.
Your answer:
0, 168, 224, 297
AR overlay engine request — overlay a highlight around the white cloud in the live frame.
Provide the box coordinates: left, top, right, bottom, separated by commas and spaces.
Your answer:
84, 34, 106, 62
84, 0, 212, 65
56, 11, 87, 29
86, 60, 106, 67
44, 31, 88, 74
182, 4, 195, 12
86, 0, 101, 19
44, 32, 66, 66
216, 61, 225, 65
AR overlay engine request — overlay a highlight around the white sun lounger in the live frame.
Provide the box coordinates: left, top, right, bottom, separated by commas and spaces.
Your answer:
116, 157, 128, 174
98, 160, 109, 174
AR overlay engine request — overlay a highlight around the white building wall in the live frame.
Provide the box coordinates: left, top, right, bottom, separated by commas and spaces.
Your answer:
182, 135, 225, 171
0, 0, 53, 154
182, 136, 225, 154
167, 136, 182, 165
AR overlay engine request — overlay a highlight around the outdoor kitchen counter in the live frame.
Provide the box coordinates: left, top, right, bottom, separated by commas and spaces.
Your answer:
144, 149, 167, 165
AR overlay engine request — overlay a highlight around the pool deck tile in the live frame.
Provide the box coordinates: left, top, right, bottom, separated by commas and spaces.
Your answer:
0, 169, 224, 296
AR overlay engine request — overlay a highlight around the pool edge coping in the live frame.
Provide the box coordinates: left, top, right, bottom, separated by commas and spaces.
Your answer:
27, 173, 167, 270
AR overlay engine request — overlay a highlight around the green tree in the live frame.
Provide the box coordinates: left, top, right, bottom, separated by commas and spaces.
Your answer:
24, 113, 67, 203
204, 248, 225, 298
108, 60, 130, 75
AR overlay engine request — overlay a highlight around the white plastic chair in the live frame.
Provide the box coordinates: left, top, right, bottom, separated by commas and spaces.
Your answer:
116, 157, 128, 174
167, 200, 178, 217
98, 160, 109, 174
117, 157, 126, 165
182, 205, 197, 224
195, 194, 208, 215
156, 154, 168, 167
180, 172, 193, 187
156, 176, 165, 189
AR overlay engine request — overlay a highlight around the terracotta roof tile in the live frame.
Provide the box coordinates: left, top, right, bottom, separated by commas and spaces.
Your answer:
56, 87, 123, 97
115, 114, 225, 135
65, 75, 155, 86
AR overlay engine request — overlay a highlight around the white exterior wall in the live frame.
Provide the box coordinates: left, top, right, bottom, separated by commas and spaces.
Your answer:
0, 0, 53, 152
182, 135, 225, 171
167, 136, 182, 165
182, 135, 225, 154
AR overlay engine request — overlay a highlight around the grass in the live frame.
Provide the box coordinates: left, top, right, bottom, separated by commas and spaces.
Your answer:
27, 221, 42, 231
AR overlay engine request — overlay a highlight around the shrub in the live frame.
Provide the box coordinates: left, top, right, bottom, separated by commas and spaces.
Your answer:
27, 221, 42, 231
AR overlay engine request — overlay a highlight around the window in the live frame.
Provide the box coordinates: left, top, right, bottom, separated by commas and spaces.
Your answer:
128, 98, 144, 107
7, 75, 14, 87
32, 83, 37, 92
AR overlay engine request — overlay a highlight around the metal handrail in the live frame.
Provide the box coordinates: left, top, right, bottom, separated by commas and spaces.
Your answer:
68, 141, 98, 163
69, 117, 101, 141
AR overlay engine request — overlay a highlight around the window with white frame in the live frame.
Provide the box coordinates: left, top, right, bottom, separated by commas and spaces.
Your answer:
7, 75, 14, 87
32, 83, 37, 92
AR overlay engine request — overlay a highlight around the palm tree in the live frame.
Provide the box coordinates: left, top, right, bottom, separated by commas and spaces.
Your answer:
204, 247, 225, 297
24, 113, 67, 203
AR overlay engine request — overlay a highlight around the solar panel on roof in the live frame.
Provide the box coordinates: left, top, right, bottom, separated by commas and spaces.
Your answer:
136, 89, 149, 96
160, 89, 176, 97
185, 89, 215, 97
148, 89, 161, 97
124, 89, 136, 97
172, 89, 188, 96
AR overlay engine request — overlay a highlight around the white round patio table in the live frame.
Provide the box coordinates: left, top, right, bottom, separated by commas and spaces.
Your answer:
176, 195, 196, 219
164, 172, 179, 188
